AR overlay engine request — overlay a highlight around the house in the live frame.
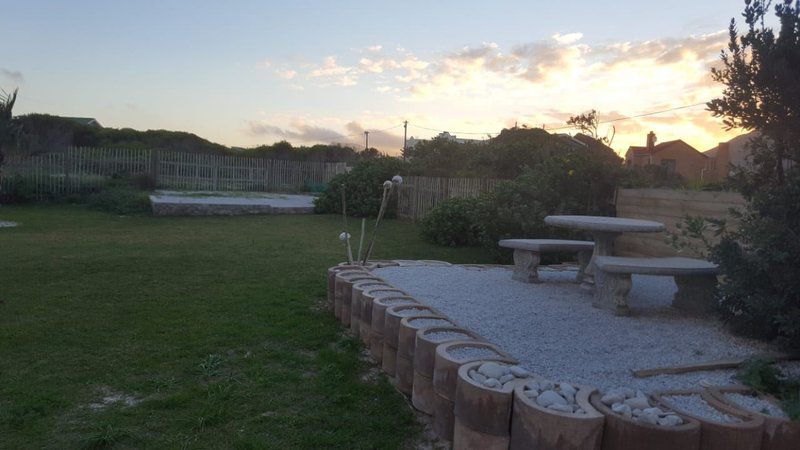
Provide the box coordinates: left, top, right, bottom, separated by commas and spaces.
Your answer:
703, 131, 757, 180
63, 117, 102, 128
625, 132, 709, 181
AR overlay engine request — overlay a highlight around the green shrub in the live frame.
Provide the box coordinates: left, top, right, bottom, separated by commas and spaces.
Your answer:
84, 176, 151, 215
0, 173, 39, 203
712, 171, 800, 349
314, 157, 408, 217
419, 197, 482, 247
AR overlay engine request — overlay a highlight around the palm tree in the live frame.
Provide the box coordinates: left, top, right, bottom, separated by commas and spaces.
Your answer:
0, 87, 19, 179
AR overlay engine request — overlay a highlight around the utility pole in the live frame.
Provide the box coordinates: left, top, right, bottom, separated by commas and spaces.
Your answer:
402, 120, 408, 160
364, 131, 369, 150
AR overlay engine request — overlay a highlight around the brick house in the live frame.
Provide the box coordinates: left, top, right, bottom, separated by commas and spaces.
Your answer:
625, 132, 710, 181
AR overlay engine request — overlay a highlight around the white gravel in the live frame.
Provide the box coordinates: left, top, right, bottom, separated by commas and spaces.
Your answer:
724, 393, 788, 418
378, 297, 416, 306
394, 307, 431, 317
0, 220, 18, 228
374, 265, 775, 393
448, 346, 502, 361
663, 394, 742, 423
407, 318, 453, 328
425, 331, 473, 342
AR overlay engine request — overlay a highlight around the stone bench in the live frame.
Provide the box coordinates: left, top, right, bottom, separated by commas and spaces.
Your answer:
593, 256, 719, 316
498, 239, 594, 283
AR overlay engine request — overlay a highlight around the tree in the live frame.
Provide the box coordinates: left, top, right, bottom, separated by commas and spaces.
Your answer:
706, 0, 800, 350
566, 109, 615, 146
708, 0, 800, 186
0, 87, 19, 176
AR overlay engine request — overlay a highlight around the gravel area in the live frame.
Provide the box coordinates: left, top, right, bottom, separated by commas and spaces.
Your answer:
724, 393, 788, 418
425, 331, 473, 342
374, 265, 775, 393
448, 346, 501, 361
663, 394, 742, 423
394, 307, 432, 317
379, 298, 416, 306
407, 318, 453, 328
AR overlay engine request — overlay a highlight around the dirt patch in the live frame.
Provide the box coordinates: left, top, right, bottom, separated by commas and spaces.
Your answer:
87, 386, 142, 411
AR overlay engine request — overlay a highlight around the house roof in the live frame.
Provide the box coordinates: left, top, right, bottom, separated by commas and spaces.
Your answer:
627, 139, 706, 158
63, 117, 102, 127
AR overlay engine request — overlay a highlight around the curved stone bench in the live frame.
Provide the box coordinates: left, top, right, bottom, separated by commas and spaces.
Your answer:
594, 256, 719, 316
499, 239, 594, 283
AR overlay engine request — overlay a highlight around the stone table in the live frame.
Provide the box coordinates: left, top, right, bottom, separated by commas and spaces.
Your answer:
544, 215, 665, 289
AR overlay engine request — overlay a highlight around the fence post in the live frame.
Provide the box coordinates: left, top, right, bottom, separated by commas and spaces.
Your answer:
150, 150, 160, 186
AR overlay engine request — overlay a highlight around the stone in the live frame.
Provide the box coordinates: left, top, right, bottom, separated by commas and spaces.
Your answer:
525, 381, 540, 392
547, 403, 575, 413
601, 392, 625, 406
640, 413, 660, 425
658, 415, 684, 427
539, 380, 554, 391
499, 374, 514, 384
477, 362, 505, 379
509, 366, 530, 378
559, 383, 577, 397
643, 407, 663, 416
536, 390, 567, 408
502, 380, 515, 390
483, 378, 501, 388
612, 403, 632, 418
471, 372, 487, 384
624, 396, 651, 410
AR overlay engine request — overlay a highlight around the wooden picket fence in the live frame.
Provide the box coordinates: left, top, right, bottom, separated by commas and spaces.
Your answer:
396, 175, 501, 220
1, 147, 348, 199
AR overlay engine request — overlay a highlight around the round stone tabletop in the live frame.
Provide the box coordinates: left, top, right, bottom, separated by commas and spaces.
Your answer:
544, 215, 665, 233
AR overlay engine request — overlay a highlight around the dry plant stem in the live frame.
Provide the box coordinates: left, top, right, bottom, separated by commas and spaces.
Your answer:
357, 218, 366, 262
341, 185, 353, 264
362, 186, 391, 265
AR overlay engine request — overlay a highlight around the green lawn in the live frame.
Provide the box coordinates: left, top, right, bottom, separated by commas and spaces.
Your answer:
0, 205, 491, 449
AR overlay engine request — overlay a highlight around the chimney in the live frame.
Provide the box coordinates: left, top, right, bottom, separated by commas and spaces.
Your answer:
716, 142, 731, 179
646, 131, 657, 165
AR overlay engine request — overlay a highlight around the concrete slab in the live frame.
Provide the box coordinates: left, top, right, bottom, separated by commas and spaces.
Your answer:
149, 191, 316, 216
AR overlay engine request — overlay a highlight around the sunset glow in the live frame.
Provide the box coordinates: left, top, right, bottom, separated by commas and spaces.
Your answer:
3, 1, 749, 155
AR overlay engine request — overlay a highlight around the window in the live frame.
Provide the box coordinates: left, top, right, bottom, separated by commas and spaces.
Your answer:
661, 159, 676, 174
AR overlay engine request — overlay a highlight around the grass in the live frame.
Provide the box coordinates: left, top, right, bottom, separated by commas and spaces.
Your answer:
0, 205, 491, 449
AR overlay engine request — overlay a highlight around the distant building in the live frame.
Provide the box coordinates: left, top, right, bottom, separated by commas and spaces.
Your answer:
405, 131, 484, 149
625, 132, 710, 181
63, 117, 102, 128
703, 131, 757, 179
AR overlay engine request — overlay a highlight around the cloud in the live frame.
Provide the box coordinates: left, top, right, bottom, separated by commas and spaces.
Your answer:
256, 59, 272, 69
1, 68, 24, 84
275, 69, 297, 79
259, 30, 736, 153
552, 32, 583, 45
246, 121, 348, 143
367, 45, 383, 52
307, 56, 359, 86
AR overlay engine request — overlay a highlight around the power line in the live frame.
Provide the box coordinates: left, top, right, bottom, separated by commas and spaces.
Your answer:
408, 101, 711, 136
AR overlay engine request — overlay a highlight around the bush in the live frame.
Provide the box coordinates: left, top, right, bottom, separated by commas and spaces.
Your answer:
84, 175, 152, 215
0, 173, 39, 203
314, 157, 408, 217
419, 151, 620, 262
419, 197, 482, 247
712, 171, 800, 349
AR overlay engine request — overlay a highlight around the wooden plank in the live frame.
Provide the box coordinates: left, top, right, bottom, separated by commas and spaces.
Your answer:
633, 354, 798, 378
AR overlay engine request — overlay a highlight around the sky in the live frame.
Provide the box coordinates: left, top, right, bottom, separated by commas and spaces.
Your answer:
1, 0, 757, 155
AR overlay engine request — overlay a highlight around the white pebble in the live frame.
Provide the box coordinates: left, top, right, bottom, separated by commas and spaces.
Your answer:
537, 390, 567, 407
